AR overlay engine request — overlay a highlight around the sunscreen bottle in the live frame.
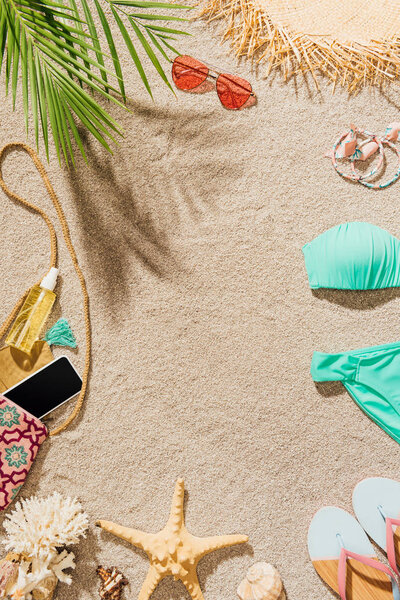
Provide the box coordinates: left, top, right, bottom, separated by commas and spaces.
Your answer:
6, 268, 59, 354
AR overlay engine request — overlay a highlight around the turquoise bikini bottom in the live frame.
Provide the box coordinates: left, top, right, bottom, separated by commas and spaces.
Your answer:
311, 340, 400, 445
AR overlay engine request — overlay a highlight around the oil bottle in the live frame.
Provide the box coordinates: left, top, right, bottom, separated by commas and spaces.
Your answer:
6, 268, 59, 354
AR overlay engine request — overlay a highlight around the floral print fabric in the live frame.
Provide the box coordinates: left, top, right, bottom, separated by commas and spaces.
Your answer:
0, 395, 47, 510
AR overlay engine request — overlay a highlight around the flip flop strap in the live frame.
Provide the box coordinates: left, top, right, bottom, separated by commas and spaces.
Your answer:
386, 517, 400, 575
338, 548, 398, 600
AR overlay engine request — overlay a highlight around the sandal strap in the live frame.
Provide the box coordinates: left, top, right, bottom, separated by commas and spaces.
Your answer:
338, 547, 397, 600
386, 516, 400, 575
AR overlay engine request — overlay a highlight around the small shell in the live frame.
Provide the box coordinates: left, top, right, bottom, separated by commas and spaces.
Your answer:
237, 562, 285, 600
97, 566, 128, 600
0, 557, 19, 597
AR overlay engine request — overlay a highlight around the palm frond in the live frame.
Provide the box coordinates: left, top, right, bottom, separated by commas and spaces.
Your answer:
111, 4, 153, 97
92, 0, 126, 100
78, 0, 109, 89
108, 0, 191, 94
129, 17, 172, 91
0, 0, 191, 165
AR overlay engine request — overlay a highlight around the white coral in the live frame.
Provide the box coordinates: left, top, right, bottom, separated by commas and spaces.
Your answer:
7, 560, 52, 599
3, 493, 88, 559
48, 550, 75, 584
2, 493, 88, 600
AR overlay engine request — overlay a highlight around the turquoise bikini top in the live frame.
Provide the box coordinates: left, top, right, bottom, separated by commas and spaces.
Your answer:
303, 222, 400, 290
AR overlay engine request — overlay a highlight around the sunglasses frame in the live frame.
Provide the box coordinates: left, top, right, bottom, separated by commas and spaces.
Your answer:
171, 55, 255, 109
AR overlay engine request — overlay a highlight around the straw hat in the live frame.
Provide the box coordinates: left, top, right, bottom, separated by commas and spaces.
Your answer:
200, 0, 400, 92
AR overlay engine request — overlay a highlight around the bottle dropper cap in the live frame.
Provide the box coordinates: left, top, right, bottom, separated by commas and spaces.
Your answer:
40, 267, 59, 291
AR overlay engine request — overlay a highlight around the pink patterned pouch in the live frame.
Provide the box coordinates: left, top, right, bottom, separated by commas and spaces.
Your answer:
0, 395, 47, 511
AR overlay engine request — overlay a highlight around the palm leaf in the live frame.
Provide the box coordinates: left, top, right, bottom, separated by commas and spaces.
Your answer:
129, 13, 188, 20
110, 3, 152, 97
34, 49, 49, 156
60, 89, 87, 162
79, 0, 108, 89
11, 18, 20, 107
0, 0, 191, 164
20, 31, 29, 131
93, 0, 126, 100
146, 28, 170, 61
0, 9, 7, 70
4, 2, 13, 94
158, 37, 179, 55
44, 64, 68, 163
129, 18, 172, 90
113, 0, 192, 6
145, 24, 190, 34
26, 39, 39, 147
52, 66, 122, 134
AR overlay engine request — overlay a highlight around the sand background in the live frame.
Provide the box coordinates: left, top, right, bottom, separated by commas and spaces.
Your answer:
1, 7, 400, 599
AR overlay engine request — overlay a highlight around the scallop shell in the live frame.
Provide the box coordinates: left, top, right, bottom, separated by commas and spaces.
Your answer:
237, 562, 285, 600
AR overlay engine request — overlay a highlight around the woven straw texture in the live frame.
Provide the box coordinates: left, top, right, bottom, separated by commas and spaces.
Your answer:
199, 0, 400, 92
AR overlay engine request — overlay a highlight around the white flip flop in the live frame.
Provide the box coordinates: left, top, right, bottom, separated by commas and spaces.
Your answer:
353, 477, 400, 576
308, 506, 400, 600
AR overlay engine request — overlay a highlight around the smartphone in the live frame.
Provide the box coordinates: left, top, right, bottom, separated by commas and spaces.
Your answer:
3, 356, 82, 419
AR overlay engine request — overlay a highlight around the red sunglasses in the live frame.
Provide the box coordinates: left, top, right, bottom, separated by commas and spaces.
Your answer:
171, 55, 255, 110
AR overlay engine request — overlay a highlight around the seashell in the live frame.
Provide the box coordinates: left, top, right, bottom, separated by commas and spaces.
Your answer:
0, 556, 19, 598
97, 566, 128, 600
237, 562, 285, 600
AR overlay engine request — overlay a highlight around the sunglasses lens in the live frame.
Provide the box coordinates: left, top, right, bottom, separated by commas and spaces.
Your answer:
172, 55, 209, 90
216, 74, 252, 109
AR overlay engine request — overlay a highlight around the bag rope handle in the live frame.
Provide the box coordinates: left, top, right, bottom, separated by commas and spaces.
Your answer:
0, 142, 91, 436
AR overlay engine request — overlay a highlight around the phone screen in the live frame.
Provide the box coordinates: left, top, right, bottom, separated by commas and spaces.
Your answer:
3, 356, 82, 419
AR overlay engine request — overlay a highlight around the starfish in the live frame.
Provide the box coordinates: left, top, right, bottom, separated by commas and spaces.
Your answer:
96, 478, 248, 600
